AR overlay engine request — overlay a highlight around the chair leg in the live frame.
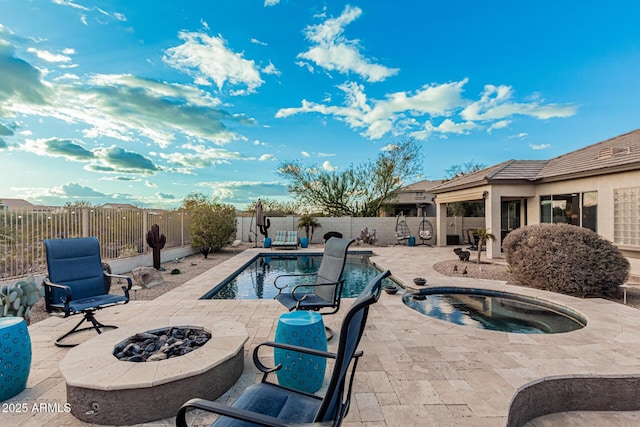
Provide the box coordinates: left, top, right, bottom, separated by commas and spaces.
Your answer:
55, 311, 118, 347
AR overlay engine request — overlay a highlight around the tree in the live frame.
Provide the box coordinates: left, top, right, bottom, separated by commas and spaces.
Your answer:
444, 160, 486, 180
184, 193, 237, 257
244, 198, 300, 216
474, 228, 495, 264
278, 138, 423, 217
445, 160, 487, 217
298, 214, 321, 241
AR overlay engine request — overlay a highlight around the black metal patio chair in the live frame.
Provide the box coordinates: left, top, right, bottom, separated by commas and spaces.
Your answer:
273, 237, 354, 340
175, 269, 390, 427
43, 236, 132, 347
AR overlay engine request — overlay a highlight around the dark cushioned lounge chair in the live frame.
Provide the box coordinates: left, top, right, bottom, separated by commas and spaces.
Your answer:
274, 237, 354, 340
43, 237, 132, 347
176, 269, 390, 427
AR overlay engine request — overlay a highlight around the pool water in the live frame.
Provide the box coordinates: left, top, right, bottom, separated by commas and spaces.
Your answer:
202, 254, 394, 300
403, 288, 586, 334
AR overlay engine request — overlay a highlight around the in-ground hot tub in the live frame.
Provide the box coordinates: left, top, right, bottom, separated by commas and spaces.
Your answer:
58, 316, 248, 425
403, 287, 587, 334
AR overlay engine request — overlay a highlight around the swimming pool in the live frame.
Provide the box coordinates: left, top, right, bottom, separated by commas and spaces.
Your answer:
201, 253, 395, 300
403, 287, 587, 334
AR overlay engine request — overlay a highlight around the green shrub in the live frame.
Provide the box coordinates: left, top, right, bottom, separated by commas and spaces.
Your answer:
503, 223, 629, 298
186, 193, 237, 255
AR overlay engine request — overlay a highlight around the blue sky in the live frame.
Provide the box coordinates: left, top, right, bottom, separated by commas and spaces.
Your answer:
1, 1, 639, 209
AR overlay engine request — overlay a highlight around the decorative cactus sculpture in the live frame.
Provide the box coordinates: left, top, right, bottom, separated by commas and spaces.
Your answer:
0, 276, 44, 324
146, 223, 166, 270
258, 216, 271, 238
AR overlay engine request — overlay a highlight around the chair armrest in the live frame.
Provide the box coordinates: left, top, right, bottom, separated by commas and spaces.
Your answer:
290, 279, 344, 302
176, 398, 331, 427
252, 340, 344, 382
105, 272, 132, 299
273, 272, 316, 293
43, 278, 72, 315
105, 273, 133, 289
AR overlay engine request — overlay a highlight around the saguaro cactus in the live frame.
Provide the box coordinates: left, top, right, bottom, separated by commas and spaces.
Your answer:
146, 224, 166, 270
258, 216, 271, 238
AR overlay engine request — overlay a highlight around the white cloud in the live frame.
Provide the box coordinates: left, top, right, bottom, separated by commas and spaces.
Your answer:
250, 38, 267, 46
278, 78, 577, 141
262, 61, 281, 76
529, 143, 550, 150
259, 153, 276, 161
163, 31, 263, 93
145, 180, 158, 188
277, 79, 468, 139
301, 151, 311, 157
509, 132, 529, 139
433, 118, 477, 135
461, 85, 578, 121
297, 5, 398, 83
322, 160, 337, 171
52, 0, 89, 11
159, 143, 250, 170
488, 120, 510, 133
27, 47, 72, 63
264, 0, 280, 6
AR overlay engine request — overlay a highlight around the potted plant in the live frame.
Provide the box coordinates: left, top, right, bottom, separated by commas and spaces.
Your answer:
0, 276, 44, 401
298, 214, 320, 248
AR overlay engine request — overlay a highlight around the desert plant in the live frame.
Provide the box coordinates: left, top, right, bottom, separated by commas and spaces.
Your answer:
474, 228, 495, 264
0, 276, 45, 324
358, 227, 377, 245
503, 223, 629, 298
190, 199, 237, 257
146, 224, 167, 270
298, 214, 321, 241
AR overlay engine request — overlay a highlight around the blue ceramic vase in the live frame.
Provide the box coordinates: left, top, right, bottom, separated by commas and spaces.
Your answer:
0, 317, 32, 401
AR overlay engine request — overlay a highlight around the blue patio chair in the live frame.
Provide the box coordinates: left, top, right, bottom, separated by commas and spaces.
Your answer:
274, 237, 354, 340
175, 269, 390, 427
43, 237, 132, 347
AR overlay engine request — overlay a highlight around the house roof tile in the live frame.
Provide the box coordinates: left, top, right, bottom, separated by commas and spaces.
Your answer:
431, 128, 640, 193
537, 128, 640, 180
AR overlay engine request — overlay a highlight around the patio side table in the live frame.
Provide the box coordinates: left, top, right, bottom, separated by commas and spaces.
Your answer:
274, 311, 327, 393
0, 317, 31, 402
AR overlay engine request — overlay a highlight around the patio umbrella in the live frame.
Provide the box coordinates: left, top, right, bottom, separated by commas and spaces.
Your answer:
256, 199, 264, 227
254, 199, 264, 248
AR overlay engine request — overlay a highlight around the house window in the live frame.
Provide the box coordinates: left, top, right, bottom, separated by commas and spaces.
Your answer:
540, 192, 597, 232
614, 187, 639, 247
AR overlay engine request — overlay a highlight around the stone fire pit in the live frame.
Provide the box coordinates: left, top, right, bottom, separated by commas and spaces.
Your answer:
58, 316, 248, 425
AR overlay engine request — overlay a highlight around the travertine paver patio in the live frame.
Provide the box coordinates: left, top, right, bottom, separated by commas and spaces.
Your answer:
3, 245, 640, 426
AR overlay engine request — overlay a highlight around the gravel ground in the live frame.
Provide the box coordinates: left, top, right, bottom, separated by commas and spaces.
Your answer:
29, 246, 639, 324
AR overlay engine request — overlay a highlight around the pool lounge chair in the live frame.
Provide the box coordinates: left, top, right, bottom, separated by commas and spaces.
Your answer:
176, 269, 390, 427
271, 230, 298, 249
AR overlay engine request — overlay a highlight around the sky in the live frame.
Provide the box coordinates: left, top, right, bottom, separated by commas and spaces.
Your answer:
1, 1, 640, 209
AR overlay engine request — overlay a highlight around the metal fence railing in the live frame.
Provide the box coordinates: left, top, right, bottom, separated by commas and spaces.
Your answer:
0, 206, 191, 281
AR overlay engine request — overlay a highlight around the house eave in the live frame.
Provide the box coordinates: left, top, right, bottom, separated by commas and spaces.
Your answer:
537, 163, 640, 183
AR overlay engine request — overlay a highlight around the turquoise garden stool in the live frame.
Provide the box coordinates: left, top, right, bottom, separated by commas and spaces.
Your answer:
0, 317, 32, 401
274, 311, 327, 393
